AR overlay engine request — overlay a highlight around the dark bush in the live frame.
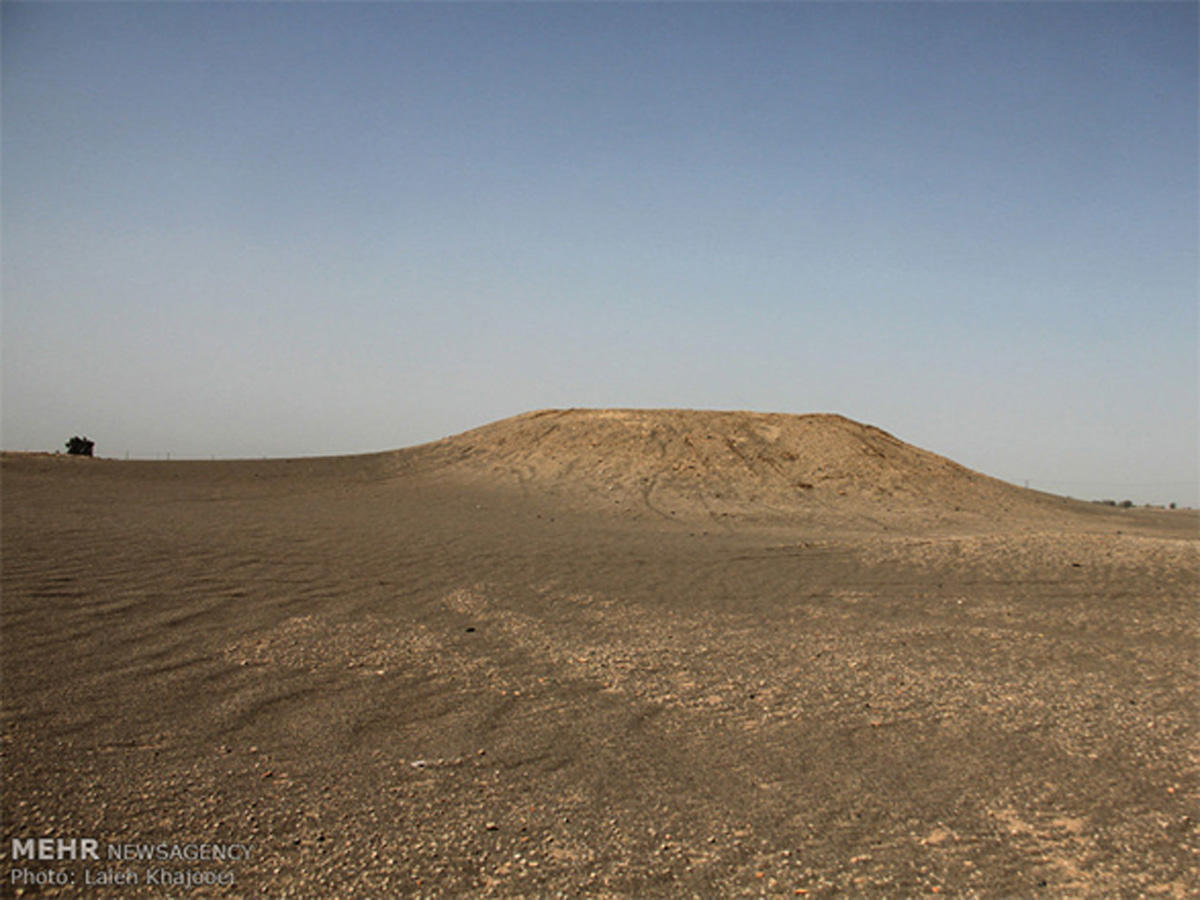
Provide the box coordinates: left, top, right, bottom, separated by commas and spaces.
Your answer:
65, 436, 94, 457
1118, 499, 1133, 509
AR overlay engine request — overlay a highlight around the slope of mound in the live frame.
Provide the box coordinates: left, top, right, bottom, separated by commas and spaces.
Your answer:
403, 408, 1079, 527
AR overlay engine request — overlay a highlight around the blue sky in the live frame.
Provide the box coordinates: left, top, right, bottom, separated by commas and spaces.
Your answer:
3, 2, 1196, 505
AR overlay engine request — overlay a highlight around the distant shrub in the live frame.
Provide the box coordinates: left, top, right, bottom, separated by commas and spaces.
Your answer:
65, 436, 94, 457
1169, 502, 1177, 510
1118, 499, 1133, 509
1097, 499, 1117, 507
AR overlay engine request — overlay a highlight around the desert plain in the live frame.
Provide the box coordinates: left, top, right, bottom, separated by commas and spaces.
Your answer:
2, 408, 1197, 897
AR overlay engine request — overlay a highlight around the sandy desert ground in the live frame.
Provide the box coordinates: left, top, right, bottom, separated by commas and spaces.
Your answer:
2, 409, 1197, 897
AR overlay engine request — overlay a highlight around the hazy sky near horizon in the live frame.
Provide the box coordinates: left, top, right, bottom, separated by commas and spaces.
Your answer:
3, 2, 1197, 505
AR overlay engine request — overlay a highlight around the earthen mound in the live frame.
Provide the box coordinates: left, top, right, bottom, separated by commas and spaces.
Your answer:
405, 409, 1075, 527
